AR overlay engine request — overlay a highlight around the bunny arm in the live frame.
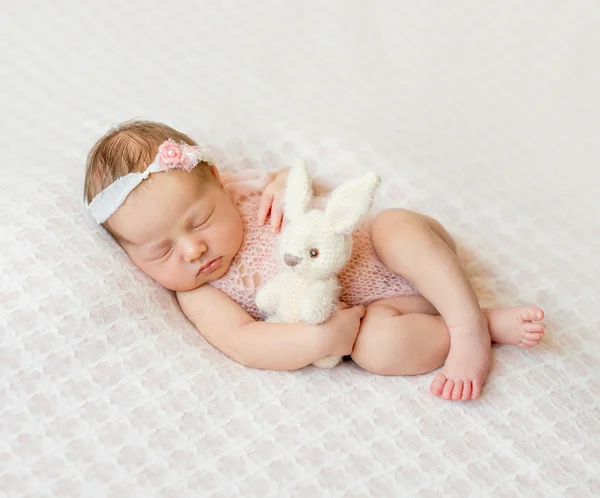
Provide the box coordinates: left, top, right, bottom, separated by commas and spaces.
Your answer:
255, 273, 287, 316
298, 278, 341, 325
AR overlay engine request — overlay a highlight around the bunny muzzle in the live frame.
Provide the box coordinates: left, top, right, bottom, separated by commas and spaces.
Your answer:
284, 253, 301, 267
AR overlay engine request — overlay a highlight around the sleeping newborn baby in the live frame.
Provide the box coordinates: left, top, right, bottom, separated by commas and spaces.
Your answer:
84, 119, 546, 401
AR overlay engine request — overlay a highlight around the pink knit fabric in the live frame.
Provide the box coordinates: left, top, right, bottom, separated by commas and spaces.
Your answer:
211, 171, 419, 320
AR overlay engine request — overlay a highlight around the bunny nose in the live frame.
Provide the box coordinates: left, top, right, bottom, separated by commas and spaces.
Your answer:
284, 253, 301, 267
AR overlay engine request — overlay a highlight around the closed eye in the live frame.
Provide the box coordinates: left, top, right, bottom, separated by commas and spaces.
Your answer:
193, 207, 215, 230
152, 246, 173, 261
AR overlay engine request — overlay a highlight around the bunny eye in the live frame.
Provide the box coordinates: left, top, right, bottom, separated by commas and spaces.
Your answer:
309, 248, 319, 258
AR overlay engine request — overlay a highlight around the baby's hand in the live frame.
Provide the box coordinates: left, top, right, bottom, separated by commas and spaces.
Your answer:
257, 168, 289, 233
321, 303, 366, 358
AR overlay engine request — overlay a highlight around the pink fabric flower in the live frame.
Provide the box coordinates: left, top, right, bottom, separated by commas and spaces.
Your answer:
158, 140, 185, 170
155, 140, 208, 172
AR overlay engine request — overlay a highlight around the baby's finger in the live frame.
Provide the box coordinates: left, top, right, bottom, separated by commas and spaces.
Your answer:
257, 192, 274, 226
270, 199, 284, 233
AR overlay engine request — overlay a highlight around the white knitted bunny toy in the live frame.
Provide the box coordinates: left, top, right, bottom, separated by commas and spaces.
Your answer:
255, 161, 380, 368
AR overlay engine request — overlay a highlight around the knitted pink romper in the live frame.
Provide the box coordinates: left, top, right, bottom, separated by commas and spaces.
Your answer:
210, 171, 418, 320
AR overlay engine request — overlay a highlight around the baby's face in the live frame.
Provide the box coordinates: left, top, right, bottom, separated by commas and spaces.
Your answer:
108, 167, 244, 291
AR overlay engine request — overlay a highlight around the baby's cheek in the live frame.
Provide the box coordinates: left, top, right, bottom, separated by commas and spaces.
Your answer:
150, 261, 185, 291
132, 258, 158, 282
228, 215, 245, 252
150, 266, 173, 288
173, 263, 197, 291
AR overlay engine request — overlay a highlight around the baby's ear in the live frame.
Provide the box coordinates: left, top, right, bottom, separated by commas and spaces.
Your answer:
209, 165, 222, 186
284, 161, 313, 221
325, 173, 380, 234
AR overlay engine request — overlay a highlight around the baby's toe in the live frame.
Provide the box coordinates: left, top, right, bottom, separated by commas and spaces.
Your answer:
520, 308, 544, 322
520, 330, 544, 348
524, 323, 545, 333
442, 379, 455, 400
451, 380, 464, 400
524, 331, 544, 341
461, 381, 473, 400
471, 381, 483, 400
430, 372, 447, 396
519, 337, 542, 348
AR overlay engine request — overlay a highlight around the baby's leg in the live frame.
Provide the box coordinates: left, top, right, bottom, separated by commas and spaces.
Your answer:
352, 298, 546, 400
375, 295, 546, 349
371, 209, 489, 399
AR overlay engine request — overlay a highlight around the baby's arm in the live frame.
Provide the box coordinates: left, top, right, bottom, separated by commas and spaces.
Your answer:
177, 285, 364, 371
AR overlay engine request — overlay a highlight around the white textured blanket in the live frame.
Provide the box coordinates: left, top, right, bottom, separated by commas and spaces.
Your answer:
1, 1, 599, 496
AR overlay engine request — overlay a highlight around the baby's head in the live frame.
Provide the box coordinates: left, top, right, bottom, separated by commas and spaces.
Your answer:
84, 120, 244, 291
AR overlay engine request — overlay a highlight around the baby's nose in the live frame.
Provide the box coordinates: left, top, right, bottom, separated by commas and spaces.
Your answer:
183, 240, 207, 263
284, 253, 301, 267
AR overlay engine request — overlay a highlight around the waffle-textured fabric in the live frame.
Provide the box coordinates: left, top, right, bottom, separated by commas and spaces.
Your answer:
1, 1, 599, 497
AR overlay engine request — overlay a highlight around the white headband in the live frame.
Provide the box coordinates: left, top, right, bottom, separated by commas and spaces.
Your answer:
87, 139, 211, 224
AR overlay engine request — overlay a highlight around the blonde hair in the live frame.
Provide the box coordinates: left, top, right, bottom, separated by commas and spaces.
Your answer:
84, 120, 213, 206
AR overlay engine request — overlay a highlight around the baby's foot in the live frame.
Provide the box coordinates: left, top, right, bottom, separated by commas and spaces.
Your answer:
483, 307, 546, 348
430, 314, 491, 401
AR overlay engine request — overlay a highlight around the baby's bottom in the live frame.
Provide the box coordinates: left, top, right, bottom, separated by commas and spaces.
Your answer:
351, 296, 449, 376
350, 209, 545, 400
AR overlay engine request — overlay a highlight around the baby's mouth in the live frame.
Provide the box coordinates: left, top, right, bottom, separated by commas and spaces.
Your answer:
197, 257, 223, 276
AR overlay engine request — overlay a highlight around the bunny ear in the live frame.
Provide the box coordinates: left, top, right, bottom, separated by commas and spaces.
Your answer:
325, 173, 381, 234
284, 160, 313, 221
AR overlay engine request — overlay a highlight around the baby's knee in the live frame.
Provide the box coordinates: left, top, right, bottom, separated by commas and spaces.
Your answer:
372, 208, 427, 241
373, 208, 421, 230
372, 208, 456, 254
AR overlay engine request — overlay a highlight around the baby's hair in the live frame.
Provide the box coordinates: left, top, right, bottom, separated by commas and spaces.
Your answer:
84, 120, 213, 208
